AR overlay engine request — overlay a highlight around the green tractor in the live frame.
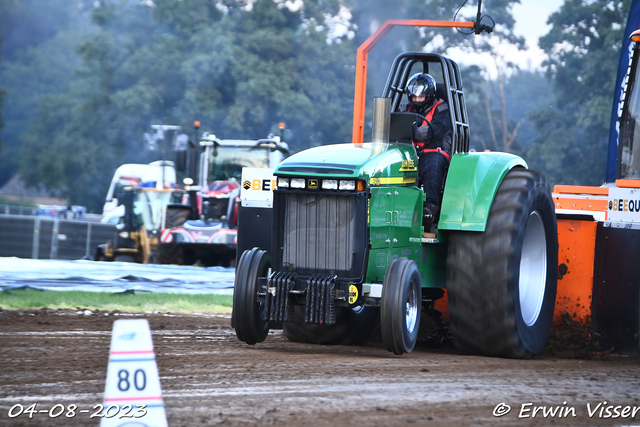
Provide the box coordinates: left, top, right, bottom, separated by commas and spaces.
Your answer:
232, 21, 558, 358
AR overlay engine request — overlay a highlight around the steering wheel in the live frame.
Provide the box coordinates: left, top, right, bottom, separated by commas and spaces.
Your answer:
410, 112, 432, 146
412, 112, 432, 128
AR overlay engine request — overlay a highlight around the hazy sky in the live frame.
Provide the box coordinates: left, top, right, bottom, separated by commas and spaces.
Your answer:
443, 0, 564, 76
510, 0, 564, 69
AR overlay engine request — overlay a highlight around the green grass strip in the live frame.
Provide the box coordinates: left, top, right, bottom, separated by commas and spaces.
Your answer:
0, 288, 232, 314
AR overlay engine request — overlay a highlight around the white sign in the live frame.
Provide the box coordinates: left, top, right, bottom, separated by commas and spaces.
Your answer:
607, 186, 640, 223
240, 167, 277, 208
101, 319, 167, 427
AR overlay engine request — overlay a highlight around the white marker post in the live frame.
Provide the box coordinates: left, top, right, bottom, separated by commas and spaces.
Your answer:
101, 319, 168, 427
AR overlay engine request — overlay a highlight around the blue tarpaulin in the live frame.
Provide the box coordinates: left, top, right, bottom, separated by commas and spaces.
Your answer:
0, 257, 234, 294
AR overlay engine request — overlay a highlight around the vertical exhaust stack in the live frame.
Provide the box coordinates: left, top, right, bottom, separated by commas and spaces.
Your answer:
372, 97, 391, 143
371, 97, 391, 156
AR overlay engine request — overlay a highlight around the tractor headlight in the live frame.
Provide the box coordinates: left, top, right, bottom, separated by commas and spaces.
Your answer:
291, 178, 305, 189
322, 179, 338, 190
277, 177, 290, 188
339, 180, 356, 191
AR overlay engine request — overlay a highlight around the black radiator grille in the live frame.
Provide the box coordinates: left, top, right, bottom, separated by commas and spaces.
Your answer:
282, 193, 356, 272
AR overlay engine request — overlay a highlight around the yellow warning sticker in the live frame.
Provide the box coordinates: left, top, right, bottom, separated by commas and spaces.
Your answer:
369, 176, 416, 186
348, 285, 358, 304
399, 159, 417, 172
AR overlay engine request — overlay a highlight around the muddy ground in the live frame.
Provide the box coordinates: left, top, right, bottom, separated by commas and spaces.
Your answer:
0, 309, 639, 427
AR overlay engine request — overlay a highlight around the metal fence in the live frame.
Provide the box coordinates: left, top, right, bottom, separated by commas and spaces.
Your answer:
0, 215, 116, 260
0, 204, 38, 216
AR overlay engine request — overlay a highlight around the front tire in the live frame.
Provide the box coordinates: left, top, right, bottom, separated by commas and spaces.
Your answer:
446, 169, 558, 358
233, 248, 270, 345
380, 258, 422, 355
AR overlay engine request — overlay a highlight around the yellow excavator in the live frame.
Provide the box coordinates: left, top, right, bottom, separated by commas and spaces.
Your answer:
95, 186, 187, 263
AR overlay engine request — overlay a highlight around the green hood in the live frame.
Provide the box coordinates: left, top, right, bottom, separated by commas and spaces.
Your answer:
274, 142, 418, 187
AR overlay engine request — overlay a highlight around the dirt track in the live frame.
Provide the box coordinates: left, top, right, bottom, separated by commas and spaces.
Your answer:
0, 309, 639, 427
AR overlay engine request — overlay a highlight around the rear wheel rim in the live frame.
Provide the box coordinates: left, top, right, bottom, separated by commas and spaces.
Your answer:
519, 211, 547, 326
406, 281, 418, 334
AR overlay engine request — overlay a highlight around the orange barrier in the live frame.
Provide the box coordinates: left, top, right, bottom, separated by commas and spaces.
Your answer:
554, 185, 609, 195
615, 179, 640, 188
554, 218, 598, 325
553, 185, 609, 216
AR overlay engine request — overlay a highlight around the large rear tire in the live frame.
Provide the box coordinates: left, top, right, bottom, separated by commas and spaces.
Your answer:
446, 169, 558, 358
380, 258, 422, 355
233, 248, 270, 345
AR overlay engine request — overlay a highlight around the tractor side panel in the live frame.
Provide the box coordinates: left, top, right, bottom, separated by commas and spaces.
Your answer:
236, 204, 273, 264
593, 223, 640, 355
366, 247, 421, 283
365, 244, 446, 288
555, 218, 597, 325
369, 187, 392, 250
439, 152, 527, 232
366, 186, 424, 283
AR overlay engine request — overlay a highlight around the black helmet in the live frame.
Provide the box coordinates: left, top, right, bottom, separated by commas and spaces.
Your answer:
405, 73, 436, 111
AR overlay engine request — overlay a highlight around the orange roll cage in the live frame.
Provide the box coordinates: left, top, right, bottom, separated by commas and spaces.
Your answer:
351, 19, 476, 145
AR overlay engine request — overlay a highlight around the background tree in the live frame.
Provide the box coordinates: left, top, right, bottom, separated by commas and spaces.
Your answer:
462, 62, 553, 154
16, 0, 360, 210
344, 0, 524, 132
0, 0, 92, 186
525, 0, 631, 185
2, 0, 536, 211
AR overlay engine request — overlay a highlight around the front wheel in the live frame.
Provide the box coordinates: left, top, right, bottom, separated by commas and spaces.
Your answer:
380, 258, 422, 355
232, 247, 270, 345
446, 169, 558, 358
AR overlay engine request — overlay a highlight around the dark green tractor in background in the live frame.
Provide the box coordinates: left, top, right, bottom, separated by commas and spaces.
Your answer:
232, 21, 558, 359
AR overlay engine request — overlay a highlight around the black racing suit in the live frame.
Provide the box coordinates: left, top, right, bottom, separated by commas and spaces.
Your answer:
402, 101, 453, 215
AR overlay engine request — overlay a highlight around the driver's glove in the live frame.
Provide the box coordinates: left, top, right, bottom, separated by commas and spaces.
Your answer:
416, 124, 430, 142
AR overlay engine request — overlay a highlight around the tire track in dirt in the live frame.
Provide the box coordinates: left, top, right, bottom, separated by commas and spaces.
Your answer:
1, 309, 639, 426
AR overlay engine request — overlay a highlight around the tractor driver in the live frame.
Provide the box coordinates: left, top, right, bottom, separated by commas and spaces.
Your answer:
401, 72, 452, 230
